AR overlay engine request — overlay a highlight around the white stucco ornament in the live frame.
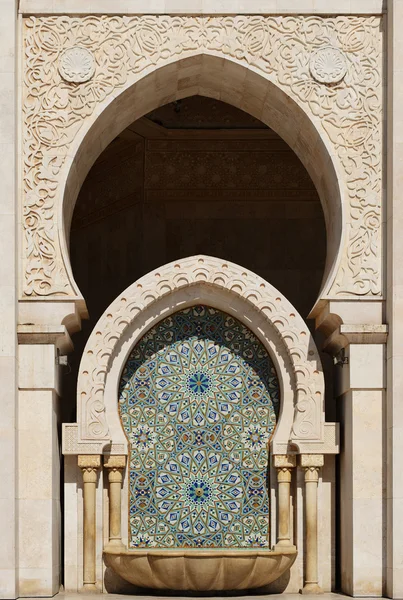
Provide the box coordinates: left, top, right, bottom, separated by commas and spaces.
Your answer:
310, 46, 347, 84
59, 47, 95, 83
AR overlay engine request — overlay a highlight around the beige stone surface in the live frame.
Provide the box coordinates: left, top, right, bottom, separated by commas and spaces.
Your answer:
274, 455, 297, 468
16, 336, 63, 597
339, 388, 384, 596
301, 459, 323, 594
275, 461, 295, 550
300, 455, 325, 468
79, 456, 101, 590
0, 1, 17, 598
318, 457, 336, 592
104, 456, 126, 469
19, 0, 385, 13
18, 389, 61, 597
104, 456, 125, 548
349, 345, 385, 390
18, 345, 58, 392
104, 546, 297, 591
64, 456, 79, 593
387, 1, 403, 597
23, 594, 390, 600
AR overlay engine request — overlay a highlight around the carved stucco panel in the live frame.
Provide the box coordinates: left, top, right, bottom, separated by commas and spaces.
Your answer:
77, 255, 325, 447
23, 15, 382, 298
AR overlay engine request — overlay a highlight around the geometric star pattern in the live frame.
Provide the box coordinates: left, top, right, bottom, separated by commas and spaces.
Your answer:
118, 305, 280, 548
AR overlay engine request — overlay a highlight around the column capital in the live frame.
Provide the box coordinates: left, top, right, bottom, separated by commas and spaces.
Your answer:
304, 466, 321, 483
300, 454, 324, 468
104, 455, 126, 469
78, 454, 101, 469
277, 466, 292, 483
273, 454, 297, 468
78, 454, 101, 483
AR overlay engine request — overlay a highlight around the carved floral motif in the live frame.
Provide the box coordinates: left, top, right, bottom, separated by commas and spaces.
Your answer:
77, 256, 325, 445
309, 46, 347, 84
59, 47, 95, 83
23, 16, 382, 298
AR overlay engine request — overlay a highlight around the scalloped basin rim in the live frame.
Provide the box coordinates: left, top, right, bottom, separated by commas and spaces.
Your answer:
104, 547, 298, 591
104, 546, 298, 557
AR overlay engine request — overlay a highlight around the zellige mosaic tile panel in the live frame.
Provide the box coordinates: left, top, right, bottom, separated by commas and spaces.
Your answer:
119, 305, 279, 548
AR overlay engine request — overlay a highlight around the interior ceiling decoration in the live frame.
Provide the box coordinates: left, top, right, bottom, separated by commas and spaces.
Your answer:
119, 305, 279, 548
23, 16, 382, 298
145, 96, 269, 129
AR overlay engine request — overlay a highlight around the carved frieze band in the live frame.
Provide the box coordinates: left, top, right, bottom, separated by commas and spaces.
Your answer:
22, 16, 382, 298
77, 255, 325, 444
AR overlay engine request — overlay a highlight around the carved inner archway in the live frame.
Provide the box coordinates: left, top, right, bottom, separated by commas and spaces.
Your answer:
63, 255, 337, 455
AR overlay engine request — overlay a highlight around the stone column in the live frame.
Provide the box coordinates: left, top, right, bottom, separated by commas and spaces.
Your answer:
301, 454, 324, 595
17, 302, 80, 597
17, 344, 62, 596
104, 455, 126, 548
78, 455, 101, 591
274, 455, 296, 550
313, 304, 386, 597
337, 341, 384, 596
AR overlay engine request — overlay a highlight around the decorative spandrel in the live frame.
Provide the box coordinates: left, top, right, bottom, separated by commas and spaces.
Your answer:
24, 16, 382, 299
119, 305, 280, 549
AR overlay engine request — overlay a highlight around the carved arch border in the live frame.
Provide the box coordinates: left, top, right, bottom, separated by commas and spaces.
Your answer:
23, 15, 383, 306
63, 256, 338, 457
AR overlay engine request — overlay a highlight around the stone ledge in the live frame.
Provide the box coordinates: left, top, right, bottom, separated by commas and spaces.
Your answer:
19, 0, 386, 15
323, 324, 388, 354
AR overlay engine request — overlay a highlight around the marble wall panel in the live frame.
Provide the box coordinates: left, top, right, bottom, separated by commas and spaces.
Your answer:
19, 0, 385, 14
0, 1, 17, 597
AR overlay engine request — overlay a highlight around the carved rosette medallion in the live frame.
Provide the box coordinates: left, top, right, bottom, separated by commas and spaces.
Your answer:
310, 46, 347, 84
59, 47, 95, 83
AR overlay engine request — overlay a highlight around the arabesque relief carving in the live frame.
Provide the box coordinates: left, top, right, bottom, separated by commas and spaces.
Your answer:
77, 255, 325, 446
23, 16, 382, 298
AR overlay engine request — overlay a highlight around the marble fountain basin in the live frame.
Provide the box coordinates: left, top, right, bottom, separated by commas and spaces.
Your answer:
104, 546, 297, 591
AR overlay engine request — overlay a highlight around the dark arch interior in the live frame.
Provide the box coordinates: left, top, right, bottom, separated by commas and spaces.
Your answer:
63, 95, 327, 420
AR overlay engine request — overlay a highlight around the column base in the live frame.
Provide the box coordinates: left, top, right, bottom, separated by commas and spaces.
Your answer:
104, 541, 126, 552
300, 583, 323, 594
274, 543, 296, 552
82, 583, 98, 593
